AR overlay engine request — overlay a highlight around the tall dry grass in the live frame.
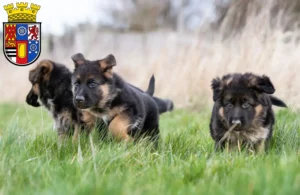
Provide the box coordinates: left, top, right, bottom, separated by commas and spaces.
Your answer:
1, 0, 300, 109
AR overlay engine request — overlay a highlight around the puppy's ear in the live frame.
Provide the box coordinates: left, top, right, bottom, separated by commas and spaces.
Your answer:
29, 60, 53, 83
98, 54, 116, 79
250, 74, 275, 94
71, 53, 86, 68
211, 78, 223, 102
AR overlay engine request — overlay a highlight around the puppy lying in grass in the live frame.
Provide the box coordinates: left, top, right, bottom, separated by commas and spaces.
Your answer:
71, 53, 170, 145
210, 73, 287, 152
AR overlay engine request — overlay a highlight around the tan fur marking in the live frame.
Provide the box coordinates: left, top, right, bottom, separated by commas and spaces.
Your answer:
38, 60, 53, 81
99, 61, 107, 70
104, 70, 113, 79
99, 61, 113, 78
56, 111, 73, 146
219, 107, 224, 118
32, 84, 40, 96
108, 115, 133, 142
55, 111, 72, 134
110, 106, 126, 116
255, 104, 263, 117
249, 76, 257, 87
225, 77, 233, 85
73, 111, 98, 143
81, 110, 97, 132
97, 84, 110, 108
57, 111, 72, 127
29, 60, 53, 82
88, 106, 126, 125
224, 127, 269, 144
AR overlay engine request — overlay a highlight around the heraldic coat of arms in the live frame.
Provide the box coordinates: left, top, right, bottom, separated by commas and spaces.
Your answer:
3, 2, 41, 66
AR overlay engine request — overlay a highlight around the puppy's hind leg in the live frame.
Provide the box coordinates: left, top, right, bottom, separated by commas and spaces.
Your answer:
108, 115, 133, 142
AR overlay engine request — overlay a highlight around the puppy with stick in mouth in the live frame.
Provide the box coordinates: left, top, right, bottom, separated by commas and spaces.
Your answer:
210, 73, 287, 152
71, 53, 167, 145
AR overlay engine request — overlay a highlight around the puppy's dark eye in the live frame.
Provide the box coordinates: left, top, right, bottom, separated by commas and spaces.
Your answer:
242, 102, 251, 109
88, 81, 98, 88
226, 103, 233, 109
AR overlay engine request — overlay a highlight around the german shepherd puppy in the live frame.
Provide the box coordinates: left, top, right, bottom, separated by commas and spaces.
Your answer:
71, 53, 161, 143
210, 73, 287, 151
26, 60, 100, 143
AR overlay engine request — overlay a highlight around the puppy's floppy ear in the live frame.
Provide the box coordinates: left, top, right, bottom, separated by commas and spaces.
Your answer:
211, 78, 223, 102
98, 54, 116, 79
71, 53, 86, 68
29, 60, 53, 83
251, 75, 275, 94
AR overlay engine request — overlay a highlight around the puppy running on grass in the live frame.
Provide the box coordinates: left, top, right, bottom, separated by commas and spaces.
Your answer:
210, 73, 287, 152
26, 60, 102, 144
71, 53, 166, 145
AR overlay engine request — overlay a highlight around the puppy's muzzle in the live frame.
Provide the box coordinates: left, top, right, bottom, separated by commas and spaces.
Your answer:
231, 119, 242, 131
74, 95, 88, 109
26, 90, 40, 107
75, 95, 85, 103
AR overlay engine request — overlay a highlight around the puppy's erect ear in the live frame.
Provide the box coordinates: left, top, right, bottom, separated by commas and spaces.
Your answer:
29, 60, 53, 83
71, 53, 86, 68
248, 74, 275, 94
98, 54, 117, 79
211, 78, 222, 102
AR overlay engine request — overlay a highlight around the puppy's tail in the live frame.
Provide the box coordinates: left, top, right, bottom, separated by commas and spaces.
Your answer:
153, 97, 174, 114
146, 74, 155, 96
270, 95, 287, 107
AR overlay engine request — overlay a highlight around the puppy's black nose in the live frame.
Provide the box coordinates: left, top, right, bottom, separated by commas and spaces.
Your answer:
75, 95, 85, 103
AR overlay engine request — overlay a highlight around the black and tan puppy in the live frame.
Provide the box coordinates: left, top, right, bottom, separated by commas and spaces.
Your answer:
26, 60, 100, 143
71, 53, 160, 144
210, 73, 287, 151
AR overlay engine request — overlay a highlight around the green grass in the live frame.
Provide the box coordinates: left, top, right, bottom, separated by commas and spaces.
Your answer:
0, 103, 299, 195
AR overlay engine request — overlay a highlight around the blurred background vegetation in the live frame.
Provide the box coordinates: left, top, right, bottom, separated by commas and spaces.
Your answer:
1, 0, 300, 108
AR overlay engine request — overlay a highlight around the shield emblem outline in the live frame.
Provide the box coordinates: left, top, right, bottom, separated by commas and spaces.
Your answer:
3, 22, 42, 66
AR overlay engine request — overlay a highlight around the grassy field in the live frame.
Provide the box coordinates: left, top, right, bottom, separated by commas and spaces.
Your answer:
0, 103, 299, 195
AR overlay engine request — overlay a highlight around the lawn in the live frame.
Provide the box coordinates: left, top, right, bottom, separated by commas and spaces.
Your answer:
0, 103, 299, 195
